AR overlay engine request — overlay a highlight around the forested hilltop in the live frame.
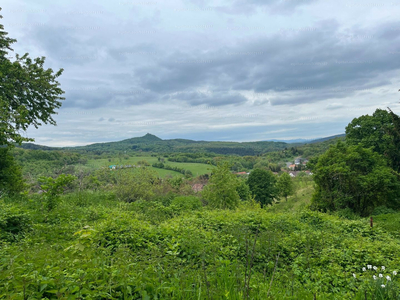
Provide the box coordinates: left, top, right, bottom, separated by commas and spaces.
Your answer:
18, 132, 344, 156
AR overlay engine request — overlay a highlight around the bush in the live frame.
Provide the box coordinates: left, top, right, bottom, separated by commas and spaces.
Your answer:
38, 174, 77, 211
0, 201, 31, 241
95, 212, 157, 251
372, 206, 397, 216
115, 168, 159, 202
171, 196, 202, 211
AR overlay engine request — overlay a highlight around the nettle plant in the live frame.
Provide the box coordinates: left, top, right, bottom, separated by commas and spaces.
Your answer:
352, 265, 399, 299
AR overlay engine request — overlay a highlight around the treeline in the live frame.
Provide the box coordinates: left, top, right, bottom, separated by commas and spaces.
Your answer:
12, 148, 86, 164
66, 133, 294, 156
152, 162, 193, 177
10, 148, 87, 181
166, 153, 284, 172
167, 153, 217, 165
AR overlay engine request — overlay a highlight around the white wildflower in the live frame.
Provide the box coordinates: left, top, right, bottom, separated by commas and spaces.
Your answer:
353, 273, 356, 278
381, 284, 385, 288
373, 266, 378, 271
362, 267, 366, 272
386, 276, 391, 281
373, 275, 377, 280
379, 274, 383, 278
382, 266, 386, 270
393, 271, 397, 276
367, 265, 372, 269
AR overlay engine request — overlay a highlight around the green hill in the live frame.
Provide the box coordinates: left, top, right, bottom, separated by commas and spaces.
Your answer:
17, 133, 346, 156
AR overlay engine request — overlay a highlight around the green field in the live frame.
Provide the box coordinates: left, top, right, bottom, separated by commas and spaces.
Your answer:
84, 156, 214, 178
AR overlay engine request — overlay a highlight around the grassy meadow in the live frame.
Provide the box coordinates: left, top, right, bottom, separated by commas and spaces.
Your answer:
83, 156, 214, 178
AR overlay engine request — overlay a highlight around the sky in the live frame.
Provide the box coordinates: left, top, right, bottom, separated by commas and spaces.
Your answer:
2, 0, 400, 146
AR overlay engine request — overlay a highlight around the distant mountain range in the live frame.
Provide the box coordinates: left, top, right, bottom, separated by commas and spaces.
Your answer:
19, 133, 345, 156
267, 134, 345, 144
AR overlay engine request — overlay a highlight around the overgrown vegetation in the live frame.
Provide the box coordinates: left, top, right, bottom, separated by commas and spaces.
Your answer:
1, 193, 400, 299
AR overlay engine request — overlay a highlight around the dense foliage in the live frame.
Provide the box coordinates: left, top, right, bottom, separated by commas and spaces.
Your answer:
1, 193, 400, 299
310, 141, 400, 216
247, 169, 278, 207
202, 162, 241, 209
0, 147, 24, 195
345, 108, 400, 172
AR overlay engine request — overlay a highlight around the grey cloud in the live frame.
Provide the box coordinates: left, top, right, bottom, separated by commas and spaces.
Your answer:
26, 26, 102, 66
326, 103, 344, 110
190, 0, 317, 15
133, 20, 400, 107
166, 91, 248, 106
25, 16, 400, 110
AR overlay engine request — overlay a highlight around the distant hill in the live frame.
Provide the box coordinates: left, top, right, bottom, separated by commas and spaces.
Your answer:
17, 133, 346, 156
122, 133, 163, 143
69, 134, 288, 156
268, 138, 310, 143
18, 143, 57, 151
267, 134, 345, 144
308, 134, 345, 144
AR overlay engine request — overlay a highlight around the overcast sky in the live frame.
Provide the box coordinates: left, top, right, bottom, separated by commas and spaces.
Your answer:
2, 0, 400, 146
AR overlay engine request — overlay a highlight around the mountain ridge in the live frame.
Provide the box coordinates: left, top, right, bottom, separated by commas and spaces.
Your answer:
18, 133, 345, 156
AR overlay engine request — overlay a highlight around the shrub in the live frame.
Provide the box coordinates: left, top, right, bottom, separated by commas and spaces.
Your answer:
171, 196, 202, 211
94, 213, 157, 251
115, 168, 158, 202
38, 174, 77, 211
372, 206, 397, 216
0, 201, 31, 241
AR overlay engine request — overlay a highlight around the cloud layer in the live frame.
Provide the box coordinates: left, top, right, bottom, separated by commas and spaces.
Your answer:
2, 0, 400, 145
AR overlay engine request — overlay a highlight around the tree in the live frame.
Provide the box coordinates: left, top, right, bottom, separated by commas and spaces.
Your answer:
236, 179, 251, 201
202, 162, 240, 209
184, 169, 193, 178
345, 108, 400, 172
0, 7, 65, 147
309, 141, 400, 216
0, 147, 24, 195
276, 172, 294, 201
246, 169, 278, 207
39, 174, 76, 211
0, 8, 64, 194
386, 108, 400, 172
